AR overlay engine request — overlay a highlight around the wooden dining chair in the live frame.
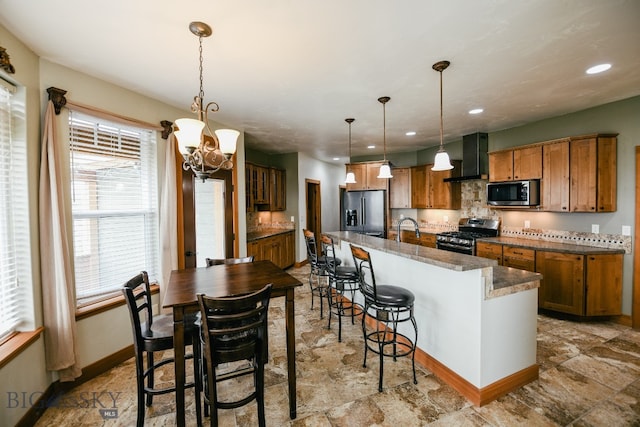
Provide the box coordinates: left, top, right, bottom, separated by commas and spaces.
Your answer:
205, 256, 255, 266
122, 271, 202, 427
197, 284, 272, 427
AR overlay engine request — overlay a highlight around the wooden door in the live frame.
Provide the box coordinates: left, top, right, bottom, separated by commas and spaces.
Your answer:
586, 254, 623, 316
596, 135, 617, 212
513, 145, 542, 180
411, 165, 429, 208
366, 161, 387, 190
542, 140, 570, 212
305, 179, 322, 250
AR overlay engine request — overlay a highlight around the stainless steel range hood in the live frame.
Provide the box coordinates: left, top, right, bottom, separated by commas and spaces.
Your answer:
445, 132, 489, 182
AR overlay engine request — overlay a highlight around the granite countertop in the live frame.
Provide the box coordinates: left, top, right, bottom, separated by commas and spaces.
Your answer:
247, 228, 294, 242
478, 236, 625, 255
327, 231, 541, 299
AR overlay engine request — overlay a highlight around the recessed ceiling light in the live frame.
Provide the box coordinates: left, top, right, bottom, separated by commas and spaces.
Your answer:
367, 145, 375, 149
469, 108, 484, 115
333, 157, 340, 161
586, 63, 611, 74
406, 131, 416, 136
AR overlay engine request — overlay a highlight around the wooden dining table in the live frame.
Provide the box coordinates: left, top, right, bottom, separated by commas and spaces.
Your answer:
163, 260, 303, 427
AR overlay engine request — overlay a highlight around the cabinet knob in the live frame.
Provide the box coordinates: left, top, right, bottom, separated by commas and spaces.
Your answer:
591, 206, 595, 210
562, 207, 567, 210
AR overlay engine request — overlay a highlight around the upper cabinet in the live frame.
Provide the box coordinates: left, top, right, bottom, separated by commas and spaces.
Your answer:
410, 161, 461, 209
489, 133, 617, 212
570, 134, 617, 212
345, 161, 388, 191
390, 167, 410, 208
489, 145, 542, 182
245, 162, 286, 211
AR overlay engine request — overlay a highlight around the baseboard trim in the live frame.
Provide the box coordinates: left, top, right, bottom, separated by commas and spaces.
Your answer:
17, 345, 134, 427
614, 314, 632, 327
294, 259, 309, 268
362, 310, 538, 406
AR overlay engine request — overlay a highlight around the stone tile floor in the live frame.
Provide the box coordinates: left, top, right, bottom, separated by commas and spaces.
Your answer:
35, 265, 640, 426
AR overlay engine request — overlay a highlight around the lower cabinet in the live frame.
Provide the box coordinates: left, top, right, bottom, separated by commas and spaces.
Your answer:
476, 242, 623, 317
536, 251, 622, 316
387, 231, 436, 248
247, 231, 295, 269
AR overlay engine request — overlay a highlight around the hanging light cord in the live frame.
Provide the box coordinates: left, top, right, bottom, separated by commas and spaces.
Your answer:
439, 68, 444, 150
383, 101, 387, 161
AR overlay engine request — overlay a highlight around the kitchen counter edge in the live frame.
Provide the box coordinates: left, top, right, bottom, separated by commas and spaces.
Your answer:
247, 228, 295, 242
478, 236, 625, 255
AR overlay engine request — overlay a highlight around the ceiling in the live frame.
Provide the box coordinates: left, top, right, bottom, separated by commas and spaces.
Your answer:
1, 1, 639, 165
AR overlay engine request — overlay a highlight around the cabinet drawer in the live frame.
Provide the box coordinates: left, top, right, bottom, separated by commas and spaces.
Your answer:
503, 246, 535, 271
476, 242, 502, 259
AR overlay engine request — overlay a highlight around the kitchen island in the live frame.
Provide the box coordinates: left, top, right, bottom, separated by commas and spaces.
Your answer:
326, 231, 541, 406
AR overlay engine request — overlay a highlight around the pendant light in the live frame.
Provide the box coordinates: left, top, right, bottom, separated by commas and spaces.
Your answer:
377, 96, 393, 179
431, 60, 454, 171
344, 118, 357, 184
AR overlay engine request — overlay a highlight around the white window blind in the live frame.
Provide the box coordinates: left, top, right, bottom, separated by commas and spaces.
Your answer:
69, 111, 159, 306
0, 79, 29, 341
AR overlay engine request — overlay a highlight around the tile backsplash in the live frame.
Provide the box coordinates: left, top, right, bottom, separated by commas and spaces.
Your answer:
247, 211, 295, 233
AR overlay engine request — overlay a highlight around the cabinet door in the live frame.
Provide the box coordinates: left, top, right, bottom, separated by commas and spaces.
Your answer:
420, 233, 436, 248
542, 140, 570, 212
245, 163, 255, 211
390, 167, 410, 208
247, 240, 263, 261
476, 242, 503, 264
596, 136, 617, 212
269, 168, 286, 211
429, 161, 461, 209
410, 165, 429, 208
489, 151, 513, 182
570, 138, 598, 212
366, 162, 388, 190
346, 164, 367, 191
503, 246, 535, 271
536, 251, 584, 315
513, 145, 542, 180
585, 254, 622, 316
282, 231, 295, 268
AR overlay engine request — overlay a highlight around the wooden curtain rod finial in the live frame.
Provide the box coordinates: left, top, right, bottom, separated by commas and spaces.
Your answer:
46, 87, 67, 115
160, 120, 173, 140
0, 46, 15, 74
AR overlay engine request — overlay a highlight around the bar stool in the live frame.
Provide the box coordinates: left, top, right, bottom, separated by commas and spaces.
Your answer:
350, 244, 418, 392
321, 234, 360, 342
303, 229, 331, 317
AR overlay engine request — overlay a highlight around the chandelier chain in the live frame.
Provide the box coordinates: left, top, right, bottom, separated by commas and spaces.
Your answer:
198, 35, 205, 101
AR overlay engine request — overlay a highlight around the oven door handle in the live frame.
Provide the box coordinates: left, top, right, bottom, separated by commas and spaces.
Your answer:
436, 241, 473, 254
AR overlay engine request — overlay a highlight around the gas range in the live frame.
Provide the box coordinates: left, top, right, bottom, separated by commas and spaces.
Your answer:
436, 218, 500, 255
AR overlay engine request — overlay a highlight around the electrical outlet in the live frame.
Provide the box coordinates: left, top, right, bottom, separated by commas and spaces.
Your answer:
290, 216, 295, 222
443, 215, 448, 223
622, 225, 631, 236
591, 224, 599, 234
524, 220, 530, 229
258, 217, 262, 224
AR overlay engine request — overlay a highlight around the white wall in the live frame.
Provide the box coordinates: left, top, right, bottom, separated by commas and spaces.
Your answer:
295, 152, 344, 262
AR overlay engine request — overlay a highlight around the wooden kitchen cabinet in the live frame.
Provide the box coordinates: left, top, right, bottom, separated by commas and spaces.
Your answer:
476, 241, 503, 264
246, 162, 270, 209
345, 162, 388, 191
542, 139, 570, 212
247, 231, 295, 269
390, 167, 410, 208
536, 250, 622, 316
268, 167, 286, 211
489, 146, 542, 182
569, 134, 617, 212
503, 246, 535, 271
388, 230, 436, 248
410, 161, 461, 209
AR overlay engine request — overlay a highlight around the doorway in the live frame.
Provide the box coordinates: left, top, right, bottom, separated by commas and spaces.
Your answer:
305, 179, 322, 245
180, 168, 234, 268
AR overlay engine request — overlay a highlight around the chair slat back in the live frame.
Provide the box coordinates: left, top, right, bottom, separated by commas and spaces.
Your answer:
349, 244, 377, 301
205, 256, 255, 266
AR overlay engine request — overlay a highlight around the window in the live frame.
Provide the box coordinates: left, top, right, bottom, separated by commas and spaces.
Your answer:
0, 79, 30, 341
69, 111, 159, 306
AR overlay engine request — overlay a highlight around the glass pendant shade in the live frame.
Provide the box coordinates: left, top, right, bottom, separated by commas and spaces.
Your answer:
345, 171, 356, 184
377, 163, 393, 179
214, 129, 240, 155
432, 149, 453, 171
175, 118, 205, 154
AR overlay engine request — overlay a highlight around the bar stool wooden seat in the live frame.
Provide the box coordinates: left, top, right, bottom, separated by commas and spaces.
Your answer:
321, 234, 360, 342
350, 244, 418, 392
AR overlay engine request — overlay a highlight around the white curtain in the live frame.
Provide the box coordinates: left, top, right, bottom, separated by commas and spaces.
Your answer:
160, 133, 178, 303
39, 101, 82, 381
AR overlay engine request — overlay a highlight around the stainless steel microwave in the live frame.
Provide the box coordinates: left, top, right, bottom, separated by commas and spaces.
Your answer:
486, 180, 540, 206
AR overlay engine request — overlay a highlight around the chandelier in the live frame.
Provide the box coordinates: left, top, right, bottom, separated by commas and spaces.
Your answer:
174, 21, 240, 181
431, 60, 454, 171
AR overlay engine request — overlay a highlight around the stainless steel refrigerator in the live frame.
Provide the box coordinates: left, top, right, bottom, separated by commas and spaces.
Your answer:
341, 190, 386, 238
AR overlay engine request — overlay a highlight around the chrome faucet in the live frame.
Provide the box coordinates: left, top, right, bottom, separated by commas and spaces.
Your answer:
396, 217, 421, 242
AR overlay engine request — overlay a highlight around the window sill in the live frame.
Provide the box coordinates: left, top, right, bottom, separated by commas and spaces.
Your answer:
75, 283, 160, 321
0, 327, 45, 370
